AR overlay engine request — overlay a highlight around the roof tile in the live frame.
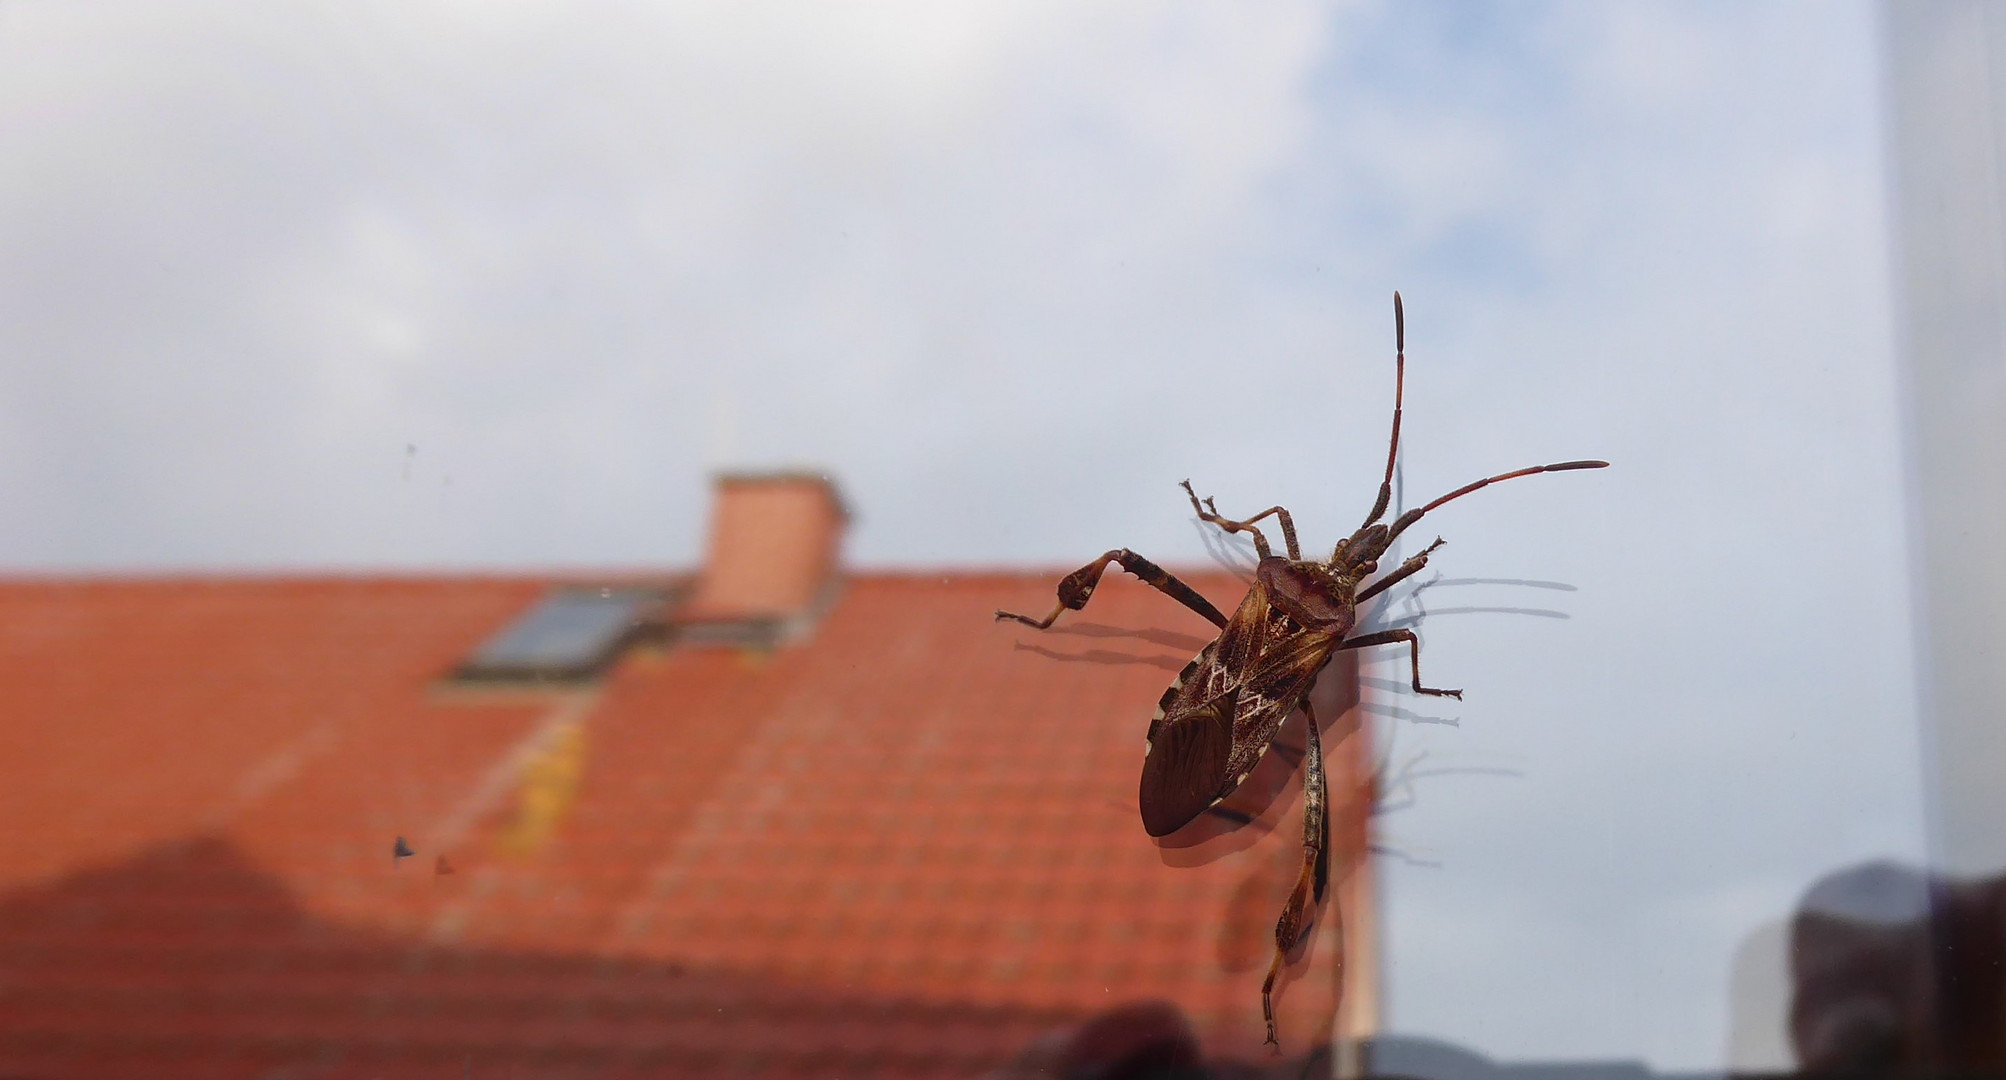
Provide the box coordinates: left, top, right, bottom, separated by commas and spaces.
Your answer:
0, 571, 1375, 1077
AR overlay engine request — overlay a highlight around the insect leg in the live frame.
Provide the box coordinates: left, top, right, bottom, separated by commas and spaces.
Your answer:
1337, 628, 1463, 700
1181, 480, 1300, 560
1262, 700, 1333, 1048
995, 549, 1228, 630
1354, 537, 1446, 603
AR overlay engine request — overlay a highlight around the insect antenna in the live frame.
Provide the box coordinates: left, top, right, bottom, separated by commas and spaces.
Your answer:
1382, 460, 1609, 546
1358, 291, 1406, 532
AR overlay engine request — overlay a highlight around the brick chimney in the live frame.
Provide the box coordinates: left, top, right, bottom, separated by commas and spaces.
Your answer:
673, 472, 849, 647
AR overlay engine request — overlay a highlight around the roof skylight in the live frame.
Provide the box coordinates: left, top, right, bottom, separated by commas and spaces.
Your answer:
454, 587, 664, 683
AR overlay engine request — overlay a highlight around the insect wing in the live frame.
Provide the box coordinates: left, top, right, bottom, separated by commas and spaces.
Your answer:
1243, 631, 1337, 709
1215, 630, 1335, 767
1139, 585, 1270, 837
1212, 580, 1273, 675
1140, 685, 1238, 837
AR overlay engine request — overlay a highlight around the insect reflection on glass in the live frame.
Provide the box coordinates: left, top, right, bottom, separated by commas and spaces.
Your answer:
997, 293, 1607, 1047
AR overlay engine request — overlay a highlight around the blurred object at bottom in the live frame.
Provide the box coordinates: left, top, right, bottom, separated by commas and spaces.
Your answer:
985, 1000, 1352, 1080
1791, 860, 2006, 1075
983, 1001, 1202, 1080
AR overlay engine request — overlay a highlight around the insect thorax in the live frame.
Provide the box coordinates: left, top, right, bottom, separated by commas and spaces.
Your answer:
1256, 557, 1358, 636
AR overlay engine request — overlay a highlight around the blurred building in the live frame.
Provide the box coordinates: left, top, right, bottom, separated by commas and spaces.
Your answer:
1860, 3, 2006, 1072
0, 473, 1377, 1079
1884, 0, 2006, 879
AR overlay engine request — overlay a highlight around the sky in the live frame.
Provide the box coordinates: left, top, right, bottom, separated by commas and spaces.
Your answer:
0, 1, 1922, 1071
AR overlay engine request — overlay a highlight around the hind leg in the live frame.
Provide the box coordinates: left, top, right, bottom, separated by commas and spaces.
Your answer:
1262, 700, 1333, 1047
996, 548, 1227, 630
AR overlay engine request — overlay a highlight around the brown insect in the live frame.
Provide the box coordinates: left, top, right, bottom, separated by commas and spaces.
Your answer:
997, 292, 1606, 1046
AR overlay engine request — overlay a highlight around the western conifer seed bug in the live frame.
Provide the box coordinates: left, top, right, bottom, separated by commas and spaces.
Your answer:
996, 293, 1607, 1047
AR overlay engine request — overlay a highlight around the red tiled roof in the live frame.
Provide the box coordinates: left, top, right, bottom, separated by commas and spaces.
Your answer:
0, 571, 1376, 1078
